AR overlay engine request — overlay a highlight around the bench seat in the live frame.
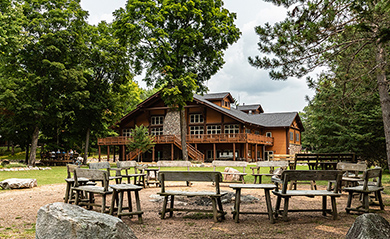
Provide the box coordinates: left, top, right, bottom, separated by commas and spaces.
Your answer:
273, 190, 341, 197
159, 191, 227, 197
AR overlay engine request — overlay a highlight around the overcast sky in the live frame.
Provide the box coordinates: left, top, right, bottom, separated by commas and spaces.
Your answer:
80, 0, 315, 113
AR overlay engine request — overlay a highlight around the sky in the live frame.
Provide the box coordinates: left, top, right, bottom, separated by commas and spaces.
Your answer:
80, 0, 315, 113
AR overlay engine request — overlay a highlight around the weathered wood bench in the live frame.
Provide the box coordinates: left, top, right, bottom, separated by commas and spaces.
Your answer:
89, 161, 122, 184
269, 154, 295, 169
156, 160, 192, 186
272, 170, 343, 221
250, 160, 289, 184
73, 168, 113, 213
344, 168, 385, 213
116, 161, 146, 188
212, 160, 247, 183
292, 153, 356, 170
333, 162, 367, 190
158, 171, 227, 222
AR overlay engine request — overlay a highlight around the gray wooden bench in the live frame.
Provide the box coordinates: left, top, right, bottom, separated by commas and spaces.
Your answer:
156, 160, 192, 186
116, 161, 146, 187
158, 171, 227, 222
73, 168, 113, 213
212, 160, 247, 183
272, 170, 343, 221
344, 168, 384, 213
89, 161, 122, 184
250, 161, 289, 184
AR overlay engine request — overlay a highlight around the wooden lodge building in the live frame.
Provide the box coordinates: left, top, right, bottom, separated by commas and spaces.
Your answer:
97, 91, 304, 162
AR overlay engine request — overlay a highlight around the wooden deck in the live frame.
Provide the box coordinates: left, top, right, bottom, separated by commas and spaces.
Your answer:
98, 133, 273, 146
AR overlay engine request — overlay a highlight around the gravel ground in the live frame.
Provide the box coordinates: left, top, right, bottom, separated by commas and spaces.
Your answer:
0, 182, 389, 239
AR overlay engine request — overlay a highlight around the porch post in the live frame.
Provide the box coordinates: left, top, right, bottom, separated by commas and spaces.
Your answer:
233, 143, 236, 161
171, 143, 174, 160
107, 146, 110, 162
213, 143, 216, 161
152, 146, 155, 162
113, 146, 116, 162
122, 145, 126, 161
245, 143, 248, 162
98, 145, 101, 162
255, 144, 258, 161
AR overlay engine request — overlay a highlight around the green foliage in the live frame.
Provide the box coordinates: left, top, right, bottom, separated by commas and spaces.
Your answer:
127, 125, 155, 162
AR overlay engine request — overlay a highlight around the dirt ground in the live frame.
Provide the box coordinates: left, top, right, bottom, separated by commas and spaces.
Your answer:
0, 182, 389, 239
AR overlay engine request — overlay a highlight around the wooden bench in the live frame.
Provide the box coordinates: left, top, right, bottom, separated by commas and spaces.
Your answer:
158, 171, 227, 222
344, 168, 385, 213
89, 162, 122, 184
212, 160, 247, 183
336, 162, 367, 187
272, 170, 343, 221
269, 154, 295, 169
72, 168, 113, 213
156, 160, 192, 186
116, 161, 146, 187
292, 153, 356, 170
250, 161, 289, 184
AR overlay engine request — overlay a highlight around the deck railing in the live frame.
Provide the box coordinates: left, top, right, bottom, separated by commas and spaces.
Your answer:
98, 133, 273, 146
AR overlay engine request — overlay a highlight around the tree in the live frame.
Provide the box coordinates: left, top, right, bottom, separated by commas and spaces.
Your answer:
127, 125, 155, 162
249, 0, 390, 168
0, 0, 89, 166
113, 0, 240, 160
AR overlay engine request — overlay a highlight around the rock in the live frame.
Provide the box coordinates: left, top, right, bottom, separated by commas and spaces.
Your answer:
1, 160, 10, 167
36, 202, 137, 239
346, 213, 390, 239
223, 167, 241, 181
0, 178, 37, 189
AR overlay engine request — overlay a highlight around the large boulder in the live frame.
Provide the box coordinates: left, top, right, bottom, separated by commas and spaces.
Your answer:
346, 213, 390, 239
0, 178, 37, 189
223, 167, 241, 181
36, 202, 137, 239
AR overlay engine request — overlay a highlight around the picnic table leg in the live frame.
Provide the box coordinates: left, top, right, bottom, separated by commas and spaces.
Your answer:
331, 196, 338, 220
109, 190, 118, 215
102, 194, 108, 213
127, 190, 133, 218
274, 195, 281, 218
377, 191, 385, 210
363, 193, 369, 212
169, 195, 175, 218
345, 192, 353, 214
134, 190, 143, 223
234, 188, 241, 223
282, 197, 289, 221
216, 197, 225, 220
88, 192, 94, 210
211, 197, 218, 222
161, 196, 168, 219
264, 189, 274, 224
322, 196, 327, 216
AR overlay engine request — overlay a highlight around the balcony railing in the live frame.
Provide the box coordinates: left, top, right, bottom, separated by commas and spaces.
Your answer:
98, 133, 273, 146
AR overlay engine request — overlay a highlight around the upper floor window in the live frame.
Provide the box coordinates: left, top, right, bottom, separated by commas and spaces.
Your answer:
207, 125, 221, 134
151, 127, 163, 136
224, 101, 230, 108
190, 126, 204, 135
122, 128, 132, 137
296, 133, 300, 142
151, 116, 164, 125
255, 130, 260, 135
266, 132, 272, 138
245, 129, 251, 134
224, 124, 239, 134
290, 132, 294, 141
190, 114, 204, 124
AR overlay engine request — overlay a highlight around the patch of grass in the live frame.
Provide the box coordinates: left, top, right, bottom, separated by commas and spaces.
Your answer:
156, 227, 161, 231
15, 217, 22, 220
183, 212, 213, 220
186, 222, 196, 226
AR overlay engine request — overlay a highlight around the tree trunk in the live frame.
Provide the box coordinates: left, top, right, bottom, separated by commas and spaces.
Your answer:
376, 40, 390, 169
180, 109, 188, 161
11, 142, 14, 156
28, 125, 39, 166
83, 128, 90, 165
25, 144, 30, 165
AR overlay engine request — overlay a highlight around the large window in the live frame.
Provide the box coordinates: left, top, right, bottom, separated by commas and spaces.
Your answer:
207, 125, 221, 134
151, 127, 163, 135
122, 128, 132, 137
190, 126, 204, 135
224, 124, 239, 134
290, 132, 294, 141
190, 114, 204, 124
151, 116, 164, 125
266, 132, 272, 138
296, 133, 300, 142
245, 129, 251, 134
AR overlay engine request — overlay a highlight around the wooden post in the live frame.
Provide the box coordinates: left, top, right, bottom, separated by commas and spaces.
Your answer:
171, 143, 174, 160
245, 143, 248, 162
233, 143, 236, 161
152, 147, 155, 162
213, 143, 216, 161
255, 144, 258, 161
107, 146, 110, 161
98, 145, 101, 162
113, 146, 116, 162
122, 145, 126, 161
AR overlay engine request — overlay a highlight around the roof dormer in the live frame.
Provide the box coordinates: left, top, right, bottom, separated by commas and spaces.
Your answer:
203, 92, 235, 109
237, 104, 264, 114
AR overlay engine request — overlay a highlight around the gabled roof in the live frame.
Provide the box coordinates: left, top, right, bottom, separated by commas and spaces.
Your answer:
236, 104, 264, 113
203, 92, 235, 103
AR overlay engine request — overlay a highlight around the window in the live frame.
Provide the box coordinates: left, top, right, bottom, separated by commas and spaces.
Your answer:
190, 114, 204, 124
224, 124, 239, 134
151, 116, 164, 125
255, 130, 260, 135
290, 132, 294, 141
266, 132, 272, 137
296, 133, 300, 142
190, 126, 204, 135
245, 129, 251, 134
224, 101, 230, 108
151, 127, 163, 135
122, 128, 132, 137
265, 151, 273, 160
207, 125, 221, 134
